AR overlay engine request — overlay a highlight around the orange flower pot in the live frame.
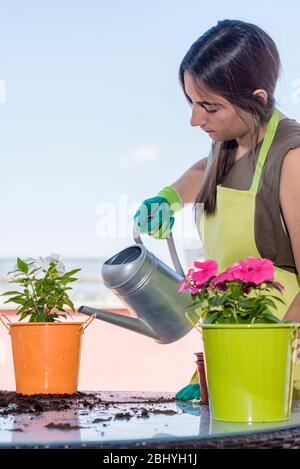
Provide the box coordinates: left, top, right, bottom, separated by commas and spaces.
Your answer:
0, 314, 95, 395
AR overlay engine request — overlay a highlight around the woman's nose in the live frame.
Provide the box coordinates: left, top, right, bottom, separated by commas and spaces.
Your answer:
190, 105, 208, 127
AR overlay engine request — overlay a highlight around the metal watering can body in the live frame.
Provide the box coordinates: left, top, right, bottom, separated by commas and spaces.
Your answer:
79, 225, 195, 344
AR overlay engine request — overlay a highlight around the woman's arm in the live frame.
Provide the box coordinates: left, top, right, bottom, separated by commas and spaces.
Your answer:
171, 157, 208, 205
279, 147, 300, 322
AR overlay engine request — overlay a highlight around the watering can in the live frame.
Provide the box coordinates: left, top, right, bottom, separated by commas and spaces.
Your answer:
78, 223, 196, 344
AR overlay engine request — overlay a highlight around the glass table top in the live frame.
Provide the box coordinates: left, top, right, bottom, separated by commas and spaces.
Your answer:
0, 391, 300, 448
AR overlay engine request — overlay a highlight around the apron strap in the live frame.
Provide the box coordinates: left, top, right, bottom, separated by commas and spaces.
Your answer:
249, 108, 280, 194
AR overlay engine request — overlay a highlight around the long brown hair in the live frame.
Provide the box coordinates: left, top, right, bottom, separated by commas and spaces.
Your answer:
179, 19, 281, 216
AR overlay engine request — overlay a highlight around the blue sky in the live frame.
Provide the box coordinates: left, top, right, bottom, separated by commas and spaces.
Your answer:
1, 0, 300, 264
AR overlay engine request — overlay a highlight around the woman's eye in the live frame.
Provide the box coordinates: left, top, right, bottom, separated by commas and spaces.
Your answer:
204, 107, 218, 113
200, 104, 218, 113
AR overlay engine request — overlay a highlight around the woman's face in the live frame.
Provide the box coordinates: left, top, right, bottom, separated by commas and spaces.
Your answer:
183, 71, 253, 142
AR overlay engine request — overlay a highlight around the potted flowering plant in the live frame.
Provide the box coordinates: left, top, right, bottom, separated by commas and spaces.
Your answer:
179, 257, 287, 325
0, 254, 95, 395
179, 257, 299, 423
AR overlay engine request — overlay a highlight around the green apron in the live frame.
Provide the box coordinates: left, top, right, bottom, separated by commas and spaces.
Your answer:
190, 109, 300, 398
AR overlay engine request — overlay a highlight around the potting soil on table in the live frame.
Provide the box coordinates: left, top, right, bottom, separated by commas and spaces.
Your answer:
0, 390, 177, 416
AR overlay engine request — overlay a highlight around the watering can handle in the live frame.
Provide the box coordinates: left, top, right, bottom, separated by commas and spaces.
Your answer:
133, 222, 185, 277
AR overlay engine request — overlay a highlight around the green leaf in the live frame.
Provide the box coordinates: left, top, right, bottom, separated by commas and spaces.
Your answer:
17, 258, 29, 274
63, 277, 78, 283
258, 298, 277, 310
238, 298, 256, 309
217, 295, 229, 306
58, 269, 81, 282
208, 296, 222, 307
230, 283, 242, 300
19, 311, 30, 321
1, 291, 22, 296
63, 296, 75, 312
268, 295, 286, 305
9, 278, 28, 285
255, 312, 281, 324
29, 268, 42, 275
3, 296, 26, 305
7, 269, 23, 276
29, 310, 46, 322
203, 311, 220, 324
65, 268, 81, 276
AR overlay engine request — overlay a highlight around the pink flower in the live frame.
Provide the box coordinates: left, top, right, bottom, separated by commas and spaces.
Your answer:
228, 260, 251, 282
177, 268, 194, 292
192, 259, 218, 287
244, 257, 275, 284
212, 269, 234, 286
177, 269, 201, 295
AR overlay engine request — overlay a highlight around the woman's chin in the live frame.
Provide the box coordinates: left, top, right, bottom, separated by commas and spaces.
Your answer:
211, 134, 231, 142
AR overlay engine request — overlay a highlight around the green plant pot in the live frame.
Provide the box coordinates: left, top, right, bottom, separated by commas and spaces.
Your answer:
201, 323, 299, 423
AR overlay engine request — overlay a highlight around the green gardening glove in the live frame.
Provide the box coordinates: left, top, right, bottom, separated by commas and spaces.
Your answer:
134, 196, 174, 239
175, 369, 200, 401
133, 186, 183, 239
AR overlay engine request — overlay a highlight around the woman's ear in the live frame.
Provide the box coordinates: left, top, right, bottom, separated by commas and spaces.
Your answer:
252, 89, 268, 105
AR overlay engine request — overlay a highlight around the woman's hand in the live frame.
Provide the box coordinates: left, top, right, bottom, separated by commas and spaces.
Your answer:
133, 196, 175, 239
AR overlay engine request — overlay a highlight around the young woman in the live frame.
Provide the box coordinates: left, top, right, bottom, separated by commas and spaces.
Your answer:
134, 19, 300, 400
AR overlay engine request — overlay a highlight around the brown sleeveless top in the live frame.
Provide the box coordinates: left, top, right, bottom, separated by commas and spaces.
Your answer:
220, 117, 300, 274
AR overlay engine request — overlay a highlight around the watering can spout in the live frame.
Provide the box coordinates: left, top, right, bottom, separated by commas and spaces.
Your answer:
78, 305, 159, 340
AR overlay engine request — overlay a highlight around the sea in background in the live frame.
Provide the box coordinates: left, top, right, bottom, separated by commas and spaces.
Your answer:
0, 258, 123, 310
